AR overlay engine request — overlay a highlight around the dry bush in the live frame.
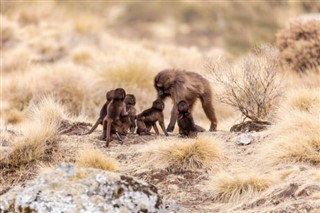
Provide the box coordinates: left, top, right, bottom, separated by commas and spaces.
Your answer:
277, 17, 320, 73
76, 148, 119, 171
0, 98, 64, 168
208, 45, 282, 122
206, 171, 276, 203
139, 136, 224, 172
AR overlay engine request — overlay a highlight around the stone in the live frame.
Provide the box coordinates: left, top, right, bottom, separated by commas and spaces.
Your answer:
235, 133, 254, 145
0, 163, 162, 213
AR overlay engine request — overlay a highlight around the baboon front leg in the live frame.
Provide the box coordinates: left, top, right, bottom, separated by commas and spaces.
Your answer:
200, 94, 217, 131
159, 120, 169, 136
167, 104, 178, 132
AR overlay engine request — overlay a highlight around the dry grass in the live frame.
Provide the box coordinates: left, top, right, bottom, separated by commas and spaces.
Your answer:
76, 148, 119, 171
0, 98, 64, 168
206, 171, 276, 203
278, 87, 320, 113
262, 95, 320, 165
139, 136, 224, 172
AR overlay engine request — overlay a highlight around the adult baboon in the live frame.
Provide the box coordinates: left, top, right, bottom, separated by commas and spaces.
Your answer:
103, 88, 127, 147
154, 69, 217, 132
136, 99, 168, 136
177, 100, 204, 137
124, 94, 137, 133
83, 90, 114, 135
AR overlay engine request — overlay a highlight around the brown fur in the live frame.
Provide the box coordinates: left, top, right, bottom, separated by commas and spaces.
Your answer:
154, 69, 217, 132
136, 99, 168, 136
177, 100, 204, 138
103, 88, 127, 147
124, 94, 137, 133
83, 90, 114, 135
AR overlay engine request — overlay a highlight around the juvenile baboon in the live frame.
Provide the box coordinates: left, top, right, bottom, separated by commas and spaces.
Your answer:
124, 94, 137, 133
83, 90, 114, 135
177, 100, 204, 138
136, 99, 168, 136
154, 69, 217, 132
103, 88, 128, 147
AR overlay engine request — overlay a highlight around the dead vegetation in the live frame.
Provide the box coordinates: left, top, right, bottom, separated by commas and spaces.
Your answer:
139, 136, 224, 172
277, 16, 320, 73
1, 2, 320, 212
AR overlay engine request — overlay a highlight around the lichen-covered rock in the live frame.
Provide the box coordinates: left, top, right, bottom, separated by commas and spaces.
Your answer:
0, 163, 162, 213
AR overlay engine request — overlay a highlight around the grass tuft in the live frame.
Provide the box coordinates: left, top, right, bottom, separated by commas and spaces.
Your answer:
206, 171, 275, 203
140, 136, 224, 172
76, 148, 119, 171
0, 97, 64, 168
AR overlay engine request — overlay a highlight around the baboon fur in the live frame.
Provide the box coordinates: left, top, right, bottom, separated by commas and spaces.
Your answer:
177, 100, 204, 138
124, 94, 137, 133
136, 99, 168, 136
154, 69, 217, 132
103, 88, 128, 147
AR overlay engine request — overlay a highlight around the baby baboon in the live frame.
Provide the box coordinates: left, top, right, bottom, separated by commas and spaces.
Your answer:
103, 88, 128, 147
83, 90, 114, 135
177, 100, 204, 138
124, 94, 137, 133
154, 69, 217, 132
136, 99, 168, 136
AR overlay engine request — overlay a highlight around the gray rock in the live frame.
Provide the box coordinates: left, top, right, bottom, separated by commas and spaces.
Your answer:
0, 163, 162, 213
235, 133, 254, 145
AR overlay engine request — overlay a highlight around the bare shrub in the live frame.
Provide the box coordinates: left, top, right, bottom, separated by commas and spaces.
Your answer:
277, 16, 320, 73
207, 45, 282, 122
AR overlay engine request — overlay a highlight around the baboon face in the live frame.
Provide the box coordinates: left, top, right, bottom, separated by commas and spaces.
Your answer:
152, 99, 165, 110
178, 100, 189, 113
106, 90, 115, 101
125, 94, 136, 106
154, 71, 175, 99
113, 88, 126, 101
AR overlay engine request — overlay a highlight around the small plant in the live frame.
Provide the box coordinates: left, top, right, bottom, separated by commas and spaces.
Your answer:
277, 17, 320, 73
76, 148, 119, 171
208, 45, 282, 126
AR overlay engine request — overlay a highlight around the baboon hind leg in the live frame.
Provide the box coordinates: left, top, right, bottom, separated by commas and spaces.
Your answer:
200, 94, 217, 131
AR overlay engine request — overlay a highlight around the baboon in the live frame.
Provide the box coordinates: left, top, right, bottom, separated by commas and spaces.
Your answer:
154, 69, 217, 132
177, 100, 204, 138
103, 88, 128, 147
136, 99, 168, 136
83, 90, 114, 135
124, 94, 137, 133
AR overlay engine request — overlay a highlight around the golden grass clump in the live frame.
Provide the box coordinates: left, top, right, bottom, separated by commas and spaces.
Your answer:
139, 136, 224, 172
263, 107, 320, 165
277, 17, 320, 73
279, 87, 320, 113
0, 98, 64, 168
206, 171, 275, 203
28, 97, 67, 126
76, 148, 119, 171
